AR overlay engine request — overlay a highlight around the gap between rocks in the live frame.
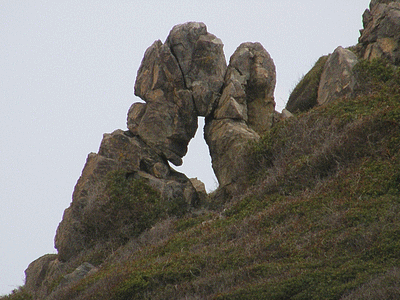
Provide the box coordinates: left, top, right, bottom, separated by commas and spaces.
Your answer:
175, 117, 218, 193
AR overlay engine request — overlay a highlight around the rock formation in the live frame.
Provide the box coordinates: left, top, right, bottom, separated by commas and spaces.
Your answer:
358, 0, 400, 65
317, 46, 359, 105
166, 22, 227, 117
205, 42, 276, 189
23, 23, 277, 297
129, 22, 227, 167
286, 0, 400, 114
285, 55, 329, 113
19, 2, 400, 298
54, 130, 199, 262
286, 47, 359, 112
130, 39, 197, 166
51, 22, 268, 268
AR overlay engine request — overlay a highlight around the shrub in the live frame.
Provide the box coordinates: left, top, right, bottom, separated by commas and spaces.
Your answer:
81, 170, 188, 248
0, 287, 32, 300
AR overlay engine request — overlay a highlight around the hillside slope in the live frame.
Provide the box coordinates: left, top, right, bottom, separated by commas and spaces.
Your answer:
3, 57, 400, 300
3, 1, 400, 298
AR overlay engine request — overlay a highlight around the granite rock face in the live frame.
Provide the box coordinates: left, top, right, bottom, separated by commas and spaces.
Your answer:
130, 22, 227, 166
317, 46, 358, 105
132, 40, 197, 166
359, 0, 400, 65
166, 22, 227, 117
25, 254, 58, 298
221, 42, 276, 134
55, 130, 198, 262
205, 42, 276, 189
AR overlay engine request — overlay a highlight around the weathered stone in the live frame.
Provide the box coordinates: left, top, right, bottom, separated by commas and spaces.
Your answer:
133, 170, 199, 209
134, 40, 198, 166
59, 262, 98, 287
358, 0, 400, 65
166, 22, 227, 117
317, 46, 358, 105
126, 102, 146, 135
25, 254, 58, 297
98, 130, 168, 175
282, 109, 294, 119
223, 42, 276, 135
55, 130, 198, 262
206, 42, 276, 189
205, 119, 259, 188
190, 177, 208, 203
214, 80, 247, 120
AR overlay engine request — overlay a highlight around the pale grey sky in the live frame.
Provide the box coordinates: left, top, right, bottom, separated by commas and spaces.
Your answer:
1, 0, 370, 295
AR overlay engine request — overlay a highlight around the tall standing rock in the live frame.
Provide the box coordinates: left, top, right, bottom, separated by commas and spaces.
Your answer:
223, 42, 276, 134
166, 22, 227, 117
130, 22, 227, 166
205, 42, 276, 189
133, 40, 197, 166
358, 0, 400, 65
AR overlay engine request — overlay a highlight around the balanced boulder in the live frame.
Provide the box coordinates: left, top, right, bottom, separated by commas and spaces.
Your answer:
166, 22, 227, 117
132, 40, 197, 166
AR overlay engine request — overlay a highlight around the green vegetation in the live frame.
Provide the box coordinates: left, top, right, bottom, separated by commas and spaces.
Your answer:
0, 287, 32, 300
286, 55, 329, 113
2, 58, 400, 299
81, 170, 188, 248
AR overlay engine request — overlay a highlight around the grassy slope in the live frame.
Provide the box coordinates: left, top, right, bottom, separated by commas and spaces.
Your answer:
2, 59, 400, 300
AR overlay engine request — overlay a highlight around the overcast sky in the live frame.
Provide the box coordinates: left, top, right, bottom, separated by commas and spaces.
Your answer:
1, 0, 370, 295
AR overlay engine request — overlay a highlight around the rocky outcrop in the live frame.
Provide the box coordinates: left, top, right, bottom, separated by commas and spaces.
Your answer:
132, 39, 197, 166
24, 254, 66, 299
55, 22, 230, 263
285, 55, 329, 113
205, 42, 276, 189
221, 42, 276, 134
55, 130, 198, 262
287, 0, 400, 114
129, 22, 227, 166
59, 262, 97, 287
166, 22, 227, 117
24, 22, 278, 298
286, 47, 358, 112
317, 46, 358, 105
358, 0, 400, 65
25, 254, 58, 297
